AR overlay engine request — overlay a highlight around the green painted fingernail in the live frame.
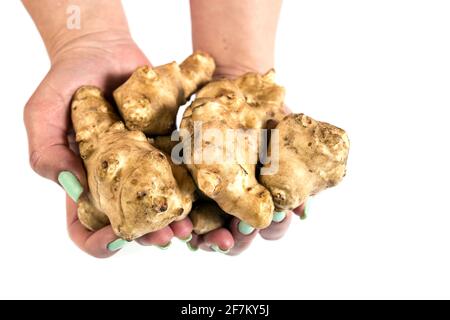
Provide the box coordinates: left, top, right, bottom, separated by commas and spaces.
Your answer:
179, 234, 193, 243
238, 221, 255, 235
302, 199, 310, 220
107, 239, 128, 252
58, 171, 83, 202
157, 242, 172, 250
211, 245, 230, 254
273, 211, 287, 223
186, 242, 198, 252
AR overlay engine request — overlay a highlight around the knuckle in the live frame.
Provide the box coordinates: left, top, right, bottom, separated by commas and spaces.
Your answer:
29, 149, 45, 175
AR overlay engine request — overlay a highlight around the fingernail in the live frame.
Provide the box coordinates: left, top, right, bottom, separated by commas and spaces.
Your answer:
238, 221, 255, 235
107, 239, 128, 252
186, 242, 198, 252
273, 211, 287, 223
301, 199, 310, 220
157, 242, 172, 250
179, 234, 193, 243
58, 171, 83, 202
211, 244, 230, 254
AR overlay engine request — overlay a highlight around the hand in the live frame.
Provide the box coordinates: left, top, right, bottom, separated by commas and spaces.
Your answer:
188, 202, 308, 255
24, 32, 192, 258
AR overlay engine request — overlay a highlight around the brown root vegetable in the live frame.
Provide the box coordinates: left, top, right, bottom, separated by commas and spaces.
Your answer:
71, 86, 194, 241
190, 202, 227, 235
181, 70, 349, 228
260, 114, 350, 211
113, 51, 215, 136
180, 70, 288, 229
71, 51, 349, 241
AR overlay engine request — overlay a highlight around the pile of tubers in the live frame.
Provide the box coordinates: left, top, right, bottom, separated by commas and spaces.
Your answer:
71, 52, 350, 242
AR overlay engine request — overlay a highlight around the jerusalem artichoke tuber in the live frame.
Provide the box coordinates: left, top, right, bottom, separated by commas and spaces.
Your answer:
72, 86, 195, 241
71, 51, 349, 243
260, 113, 350, 211
190, 201, 227, 235
113, 51, 215, 136
180, 70, 287, 229
181, 70, 349, 229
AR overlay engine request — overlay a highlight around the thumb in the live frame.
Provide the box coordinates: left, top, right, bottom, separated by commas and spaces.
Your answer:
24, 78, 87, 202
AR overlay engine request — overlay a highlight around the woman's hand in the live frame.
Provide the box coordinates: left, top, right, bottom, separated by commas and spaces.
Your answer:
188, 201, 309, 256
24, 33, 193, 258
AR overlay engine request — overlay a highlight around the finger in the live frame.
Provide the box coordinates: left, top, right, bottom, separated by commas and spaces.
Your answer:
135, 227, 174, 248
199, 228, 235, 254
24, 80, 87, 192
227, 218, 259, 256
259, 211, 293, 241
66, 196, 122, 259
293, 198, 310, 220
170, 218, 193, 241
29, 143, 87, 187
186, 233, 202, 252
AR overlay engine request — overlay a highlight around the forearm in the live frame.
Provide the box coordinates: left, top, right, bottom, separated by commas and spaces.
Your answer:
22, 0, 130, 62
190, 0, 282, 77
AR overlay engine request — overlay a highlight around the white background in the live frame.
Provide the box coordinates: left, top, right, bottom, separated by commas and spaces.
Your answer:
0, 0, 449, 300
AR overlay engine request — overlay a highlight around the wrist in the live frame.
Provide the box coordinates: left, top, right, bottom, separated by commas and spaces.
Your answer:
49, 29, 133, 65
22, 0, 132, 65
213, 61, 274, 80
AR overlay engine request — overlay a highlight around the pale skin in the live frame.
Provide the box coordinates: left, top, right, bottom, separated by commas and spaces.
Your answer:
23, 0, 305, 258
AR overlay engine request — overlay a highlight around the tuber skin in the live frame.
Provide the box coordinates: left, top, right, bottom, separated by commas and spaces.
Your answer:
149, 135, 197, 221
231, 70, 287, 129
77, 193, 110, 231
180, 70, 286, 229
72, 86, 194, 241
149, 135, 228, 235
150, 135, 179, 156
260, 113, 350, 211
113, 51, 215, 136
190, 201, 227, 235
